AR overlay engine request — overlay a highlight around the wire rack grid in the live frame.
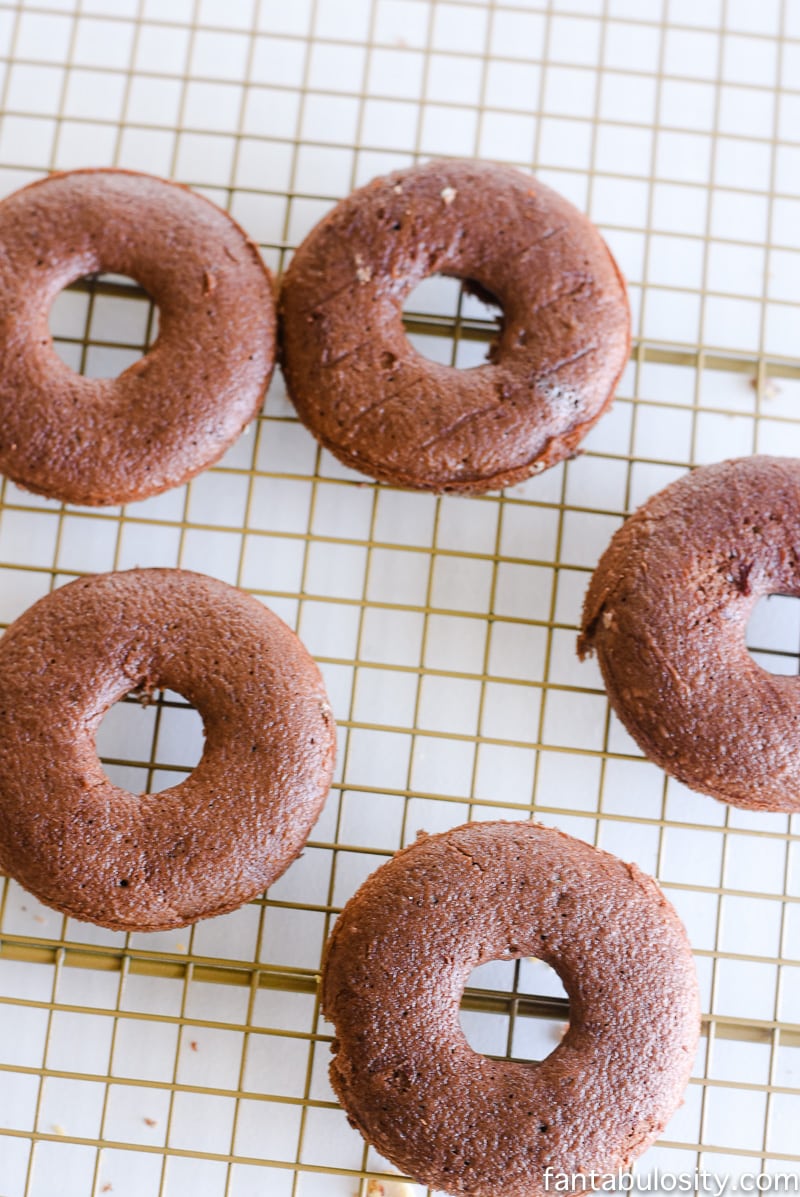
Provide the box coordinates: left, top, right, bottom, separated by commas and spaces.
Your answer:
0, 0, 799, 1194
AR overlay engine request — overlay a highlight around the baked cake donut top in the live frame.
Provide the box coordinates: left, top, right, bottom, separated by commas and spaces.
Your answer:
280, 158, 630, 494
579, 456, 800, 811
0, 568, 335, 930
323, 820, 699, 1197
0, 168, 276, 506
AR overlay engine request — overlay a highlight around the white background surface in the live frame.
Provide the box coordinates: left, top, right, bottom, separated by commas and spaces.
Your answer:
0, 0, 798, 1194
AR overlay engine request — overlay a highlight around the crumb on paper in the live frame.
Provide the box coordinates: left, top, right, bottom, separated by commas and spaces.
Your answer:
100, 1185, 113, 1193
175, 941, 187, 953
749, 375, 781, 400
52, 1123, 66, 1136
143, 1116, 158, 1128
33, 914, 45, 924
189, 1040, 199, 1052
365, 1181, 416, 1197
440, 186, 457, 205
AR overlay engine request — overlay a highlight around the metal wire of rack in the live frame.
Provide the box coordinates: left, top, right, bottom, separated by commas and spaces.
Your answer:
0, 0, 798, 1194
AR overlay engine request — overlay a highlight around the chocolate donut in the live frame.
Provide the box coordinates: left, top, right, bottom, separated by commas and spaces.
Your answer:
279, 159, 630, 494
579, 456, 800, 812
322, 821, 699, 1197
0, 169, 276, 506
0, 569, 335, 930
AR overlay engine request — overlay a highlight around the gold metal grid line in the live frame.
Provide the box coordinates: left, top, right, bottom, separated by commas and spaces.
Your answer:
0, 0, 798, 1192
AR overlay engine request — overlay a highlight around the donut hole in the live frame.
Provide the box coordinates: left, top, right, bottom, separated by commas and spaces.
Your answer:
460, 958, 570, 1064
49, 272, 158, 379
746, 593, 800, 675
95, 689, 205, 794
402, 273, 503, 367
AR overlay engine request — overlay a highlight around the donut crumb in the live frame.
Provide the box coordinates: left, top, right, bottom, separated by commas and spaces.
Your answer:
440, 187, 457, 205
365, 1180, 415, 1197
750, 375, 781, 400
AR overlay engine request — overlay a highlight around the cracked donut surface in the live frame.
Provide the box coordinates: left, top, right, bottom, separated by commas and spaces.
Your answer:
321, 821, 699, 1197
0, 568, 336, 931
279, 159, 630, 494
579, 456, 800, 812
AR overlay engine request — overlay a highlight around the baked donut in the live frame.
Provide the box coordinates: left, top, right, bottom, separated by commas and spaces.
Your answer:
322, 821, 699, 1197
579, 456, 800, 812
279, 159, 630, 494
0, 568, 335, 930
0, 169, 276, 506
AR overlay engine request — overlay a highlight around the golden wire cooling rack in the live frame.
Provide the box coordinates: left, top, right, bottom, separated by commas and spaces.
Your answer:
0, 0, 799, 1193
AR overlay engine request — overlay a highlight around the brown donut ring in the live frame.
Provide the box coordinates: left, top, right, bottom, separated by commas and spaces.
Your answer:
0, 169, 276, 506
322, 821, 699, 1197
0, 569, 336, 931
579, 456, 800, 812
280, 159, 630, 494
